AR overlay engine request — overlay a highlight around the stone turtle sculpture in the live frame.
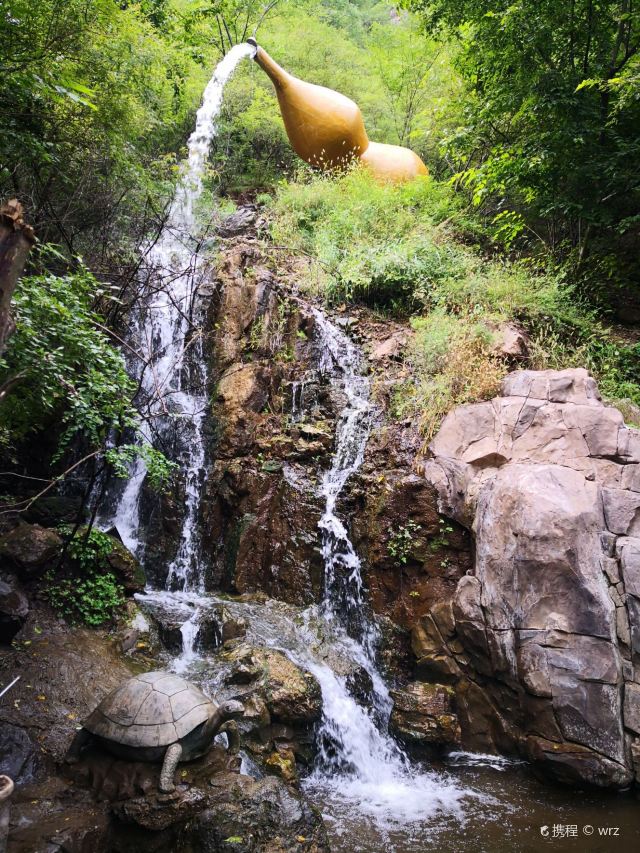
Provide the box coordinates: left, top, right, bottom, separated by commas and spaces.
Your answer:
66, 670, 244, 792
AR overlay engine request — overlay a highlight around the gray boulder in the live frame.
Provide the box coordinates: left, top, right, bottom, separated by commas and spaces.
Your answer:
423, 368, 640, 787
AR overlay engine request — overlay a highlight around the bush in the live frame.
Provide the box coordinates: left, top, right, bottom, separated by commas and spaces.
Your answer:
0, 252, 136, 457
43, 526, 125, 626
393, 311, 505, 439
270, 168, 466, 310
45, 570, 125, 627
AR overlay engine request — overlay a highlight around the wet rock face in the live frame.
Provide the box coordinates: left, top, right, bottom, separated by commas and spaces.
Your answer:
389, 682, 460, 750
104, 536, 145, 594
199, 242, 336, 605
423, 368, 640, 788
219, 643, 321, 777
344, 311, 473, 631
223, 644, 322, 724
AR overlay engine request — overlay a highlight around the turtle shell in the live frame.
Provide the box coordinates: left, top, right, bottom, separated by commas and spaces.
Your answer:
84, 671, 217, 748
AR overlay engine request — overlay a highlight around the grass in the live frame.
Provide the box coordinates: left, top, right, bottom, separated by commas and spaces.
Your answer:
266, 167, 640, 437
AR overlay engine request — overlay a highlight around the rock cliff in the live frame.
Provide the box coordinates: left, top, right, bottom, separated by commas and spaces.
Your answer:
419, 368, 640, 787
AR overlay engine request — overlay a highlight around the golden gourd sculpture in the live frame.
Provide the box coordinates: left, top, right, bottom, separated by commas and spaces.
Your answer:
247, 39, 428, 183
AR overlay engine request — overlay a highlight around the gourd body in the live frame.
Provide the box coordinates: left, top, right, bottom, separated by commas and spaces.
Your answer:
254, 46, 368, 169
360, 141, 428, 182
253, 43, 428, 183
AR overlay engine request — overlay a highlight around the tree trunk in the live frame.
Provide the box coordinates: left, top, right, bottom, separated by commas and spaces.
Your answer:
0, 199, 36, 356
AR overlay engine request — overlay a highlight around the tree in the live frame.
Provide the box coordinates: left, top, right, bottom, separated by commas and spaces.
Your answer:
405, 0, 640, 266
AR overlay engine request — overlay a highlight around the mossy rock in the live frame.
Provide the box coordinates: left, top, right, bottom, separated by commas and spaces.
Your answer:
105, 538, 145, 593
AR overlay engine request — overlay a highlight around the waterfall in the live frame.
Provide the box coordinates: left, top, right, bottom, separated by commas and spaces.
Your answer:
103, 43, 255, 655
100, 43, 480, 845
295, 313, 475, 833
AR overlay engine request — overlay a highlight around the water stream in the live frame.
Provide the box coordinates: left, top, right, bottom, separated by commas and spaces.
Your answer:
103, 44, 255, 658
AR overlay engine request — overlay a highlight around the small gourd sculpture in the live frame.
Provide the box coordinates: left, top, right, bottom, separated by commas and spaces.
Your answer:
247, 39, 427, 183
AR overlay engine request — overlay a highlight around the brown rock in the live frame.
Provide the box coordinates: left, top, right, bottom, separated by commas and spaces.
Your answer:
0, 523, 61, 577
265, 746, 298, 782
369, 331, 408, 362
490, 322, 528, 359
389, 682, 460, 748
224, 646, 322, 725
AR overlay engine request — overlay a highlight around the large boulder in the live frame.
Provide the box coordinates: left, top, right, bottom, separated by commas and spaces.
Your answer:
423, 368, 640, 787
223, 645, 322, 725
220, 644, 321, 776
0, 523, 61, 577
104, 536, 145, 594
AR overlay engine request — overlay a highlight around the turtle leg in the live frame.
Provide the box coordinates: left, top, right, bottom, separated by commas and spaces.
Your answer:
218, 720, 240, 754
65, 728, 92, 764
159, 742, 182, 793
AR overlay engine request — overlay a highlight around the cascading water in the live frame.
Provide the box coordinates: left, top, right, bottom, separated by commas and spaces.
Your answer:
289, 313, 479, 838
101, 43, 482, 850
201, 309, 482, 845
102, 43, 255, 658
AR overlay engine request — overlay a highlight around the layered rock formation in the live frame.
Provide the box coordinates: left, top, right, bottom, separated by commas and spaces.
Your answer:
419, 368, 640, 787
200, 241, 334, 604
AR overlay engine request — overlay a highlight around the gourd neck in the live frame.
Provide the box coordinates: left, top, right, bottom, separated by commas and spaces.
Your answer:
254, 46, 291, 90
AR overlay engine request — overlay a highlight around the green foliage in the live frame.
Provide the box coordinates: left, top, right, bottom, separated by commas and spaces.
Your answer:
105, 444, 178, 491
388, 520, 422, 565
0, 0, 210, 261
58, 525, 115, 570
269, 168, 640, 434
44, 526, 125, 626
45, 570, 125, 626
270, 168, 465, 310
0, 251, 136, 453
393, 309, 505, 438
405, 0, 640, 287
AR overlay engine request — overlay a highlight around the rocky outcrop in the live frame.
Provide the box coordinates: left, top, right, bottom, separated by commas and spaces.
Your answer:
219, 642, 321, 778
104, 535, 145, 594
421, 368, 640, 787
340, 312, 473, 633
200, 242, 340, 605
389, 682, 460, 750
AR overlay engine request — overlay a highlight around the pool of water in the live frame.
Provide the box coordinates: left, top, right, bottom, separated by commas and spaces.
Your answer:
307, 753, 640, 853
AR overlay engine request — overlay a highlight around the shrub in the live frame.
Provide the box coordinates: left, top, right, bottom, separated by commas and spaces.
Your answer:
45, 570, 125, 627
43, 526, 125, 626
393, 311, 505, 440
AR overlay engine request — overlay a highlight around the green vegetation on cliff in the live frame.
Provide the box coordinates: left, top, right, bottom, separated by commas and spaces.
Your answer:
1, 0, 639, 484
269, 168, 640, 436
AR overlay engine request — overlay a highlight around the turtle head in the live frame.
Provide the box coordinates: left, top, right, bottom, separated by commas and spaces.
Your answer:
220, 699, 244, 720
